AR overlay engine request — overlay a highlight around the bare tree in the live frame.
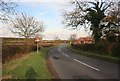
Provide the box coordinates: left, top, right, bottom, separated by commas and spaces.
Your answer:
0, 0, 17, 22
62, 0, 115, 43
10, 13, 45, 38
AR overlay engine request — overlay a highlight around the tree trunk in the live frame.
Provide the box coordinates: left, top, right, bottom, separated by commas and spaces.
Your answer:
93, 27, 101, 44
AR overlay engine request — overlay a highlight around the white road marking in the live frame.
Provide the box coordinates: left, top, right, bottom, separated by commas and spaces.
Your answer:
58, 48, 61, 52
62, 53, 70, 57
73, 59, 100, 71
58, 46, 100, 71
58, 47, 70, 58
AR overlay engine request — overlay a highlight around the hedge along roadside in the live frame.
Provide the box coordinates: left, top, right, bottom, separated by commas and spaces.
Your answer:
2, 38, 39, 64
68, 45, 119, 63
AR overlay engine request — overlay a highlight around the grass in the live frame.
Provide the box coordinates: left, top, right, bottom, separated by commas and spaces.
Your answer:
2, 47, 52, 79
68, 45, 119, 63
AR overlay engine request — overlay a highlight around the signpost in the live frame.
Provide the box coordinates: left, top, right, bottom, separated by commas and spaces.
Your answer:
35, 37, 41, 53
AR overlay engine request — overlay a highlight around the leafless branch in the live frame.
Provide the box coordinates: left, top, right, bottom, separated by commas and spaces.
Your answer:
10, 13, 45, 38
0, 0, 17, 22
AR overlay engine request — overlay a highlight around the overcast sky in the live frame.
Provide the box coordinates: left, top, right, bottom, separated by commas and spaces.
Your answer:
0, 0, 90, 40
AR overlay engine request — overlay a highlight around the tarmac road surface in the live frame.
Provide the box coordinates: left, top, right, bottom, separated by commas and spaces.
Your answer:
48, 44, 119, 80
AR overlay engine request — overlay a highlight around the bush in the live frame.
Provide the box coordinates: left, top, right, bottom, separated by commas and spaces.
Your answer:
71, 43, 108, 55
71, 42, 119, 58
80, 44, 94, 51
94, 43, 108, 54
1, 38, 43, 63
2, 44, 37, 63
111, 43, 120, 57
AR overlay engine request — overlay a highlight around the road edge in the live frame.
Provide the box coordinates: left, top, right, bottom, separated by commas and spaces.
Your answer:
46, 47, 60, 80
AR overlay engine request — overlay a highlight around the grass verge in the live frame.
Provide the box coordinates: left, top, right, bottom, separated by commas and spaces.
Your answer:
68, 45, 119, 63
3, 47, 52, 79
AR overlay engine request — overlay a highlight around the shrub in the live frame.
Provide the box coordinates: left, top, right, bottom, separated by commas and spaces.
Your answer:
72, 44, 94, 51
71, 42, 120, 58
94, 43, 108, 54
2, 44, 37, 63
111, 43, 120, 57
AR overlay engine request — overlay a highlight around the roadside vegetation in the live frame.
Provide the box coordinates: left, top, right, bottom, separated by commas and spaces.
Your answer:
68, 44, 119, 63
2, 38, 69, 63
3, 47, 52, 79
2, 38, 37, 64
63, 0, 119, 63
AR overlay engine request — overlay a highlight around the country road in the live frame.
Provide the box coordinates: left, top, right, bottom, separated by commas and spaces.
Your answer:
47, 44, 119, 80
